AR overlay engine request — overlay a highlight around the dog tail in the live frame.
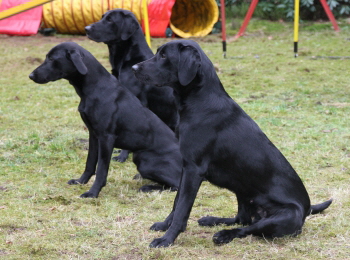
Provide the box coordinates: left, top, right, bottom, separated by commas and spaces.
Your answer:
310, 199, 333, 215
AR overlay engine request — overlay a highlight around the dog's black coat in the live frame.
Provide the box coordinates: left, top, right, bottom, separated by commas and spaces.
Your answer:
29, 42, 182, 197
132, 40, 332, 247
85, 9, 179, 162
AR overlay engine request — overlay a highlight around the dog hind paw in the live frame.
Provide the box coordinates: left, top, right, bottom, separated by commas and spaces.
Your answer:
198, 216, 219, 226
150, 222, 169, 231
112, 155, 128, 162
139, 185, 166, 192
112, 150, 129, 162
67, 179, 81, 185
132, 173, 143, 180
213, 229, 243, 245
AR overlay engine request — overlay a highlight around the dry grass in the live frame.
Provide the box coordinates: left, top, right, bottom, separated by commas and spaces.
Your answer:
1, 19, 349, 259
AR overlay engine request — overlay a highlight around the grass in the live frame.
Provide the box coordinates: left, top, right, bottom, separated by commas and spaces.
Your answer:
1, 19, 349, 259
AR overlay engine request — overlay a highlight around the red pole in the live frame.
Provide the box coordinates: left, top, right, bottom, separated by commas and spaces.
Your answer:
234, 0, 259, 40
220, 0, 227, 58
319, 0, 340, 31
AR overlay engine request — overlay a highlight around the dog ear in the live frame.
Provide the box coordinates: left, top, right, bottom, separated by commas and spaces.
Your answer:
69, 50, 88, 75
178, 45, 201, 86
120, 13, 139, 41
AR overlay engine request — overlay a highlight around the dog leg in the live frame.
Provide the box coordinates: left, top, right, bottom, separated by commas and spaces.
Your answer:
80, 135, 115, 198
198, 196, 253, 227
112, 149, 130, 162
134, 155, 181, 192
198, 217, 238, 227
149, 163, 203, 248
213, 209, 303, 245
68, 133, 98, 185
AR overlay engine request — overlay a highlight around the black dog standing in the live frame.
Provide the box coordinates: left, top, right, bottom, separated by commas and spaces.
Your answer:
133, 40, 332, 247
29, 42, 182, 197
85, 9, 179, 162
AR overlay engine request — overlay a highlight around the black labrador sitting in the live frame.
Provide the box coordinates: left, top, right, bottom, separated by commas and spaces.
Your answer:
85, 9, 179, 162
132, 40, 332, 247
29, 42, 182, 197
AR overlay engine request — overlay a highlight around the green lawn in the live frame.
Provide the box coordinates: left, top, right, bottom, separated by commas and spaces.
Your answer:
1, 19, 349, 259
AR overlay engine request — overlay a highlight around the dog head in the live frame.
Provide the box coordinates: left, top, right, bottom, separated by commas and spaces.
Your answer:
85, 9, 139, 43
29, 42, 88, 84
132, 40, 202, 87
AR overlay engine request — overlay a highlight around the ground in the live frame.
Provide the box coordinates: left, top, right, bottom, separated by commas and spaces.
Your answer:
0, 19, 349, 259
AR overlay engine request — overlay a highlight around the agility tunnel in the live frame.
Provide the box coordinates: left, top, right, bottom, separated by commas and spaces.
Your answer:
41, 0, 219, 37
0, 0, 44, 35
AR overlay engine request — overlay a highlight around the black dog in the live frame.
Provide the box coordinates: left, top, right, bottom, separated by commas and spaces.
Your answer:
29, 42, 182, 197
85, 9, 179, 162
132, 40, 332, 247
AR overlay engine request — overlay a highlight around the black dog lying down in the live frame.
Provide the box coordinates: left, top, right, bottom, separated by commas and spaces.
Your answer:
132, 40, 332, 247
29, 42, 182, 197
85, 9, 179, 162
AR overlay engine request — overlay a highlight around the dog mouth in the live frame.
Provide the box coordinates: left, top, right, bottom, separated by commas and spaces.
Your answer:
30, 76, 50, 84
134, 73, 153, 84
29, 71, 63, 84
86, 33, 101, 42
134, 73, 164, 87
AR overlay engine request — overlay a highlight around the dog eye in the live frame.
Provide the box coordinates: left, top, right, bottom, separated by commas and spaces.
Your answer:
106, 16, 112, 22
160, 53, 166, 59
48, 56, 54, 61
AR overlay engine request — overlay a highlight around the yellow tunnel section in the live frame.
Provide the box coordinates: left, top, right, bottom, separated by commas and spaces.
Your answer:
42, 0, 218, 37
170, 0, 218, 38
42, 0, 150, 35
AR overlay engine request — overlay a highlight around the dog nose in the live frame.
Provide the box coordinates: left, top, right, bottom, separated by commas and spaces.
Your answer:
85, 26, 91, 33
29, 72, 35, 80
132, 64, 139, 72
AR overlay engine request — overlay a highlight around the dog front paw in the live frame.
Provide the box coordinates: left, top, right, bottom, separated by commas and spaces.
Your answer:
150, 222, 169, 231
80, 191, 98, 198
213, 229, 243, 245
149, 237, 173, 248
